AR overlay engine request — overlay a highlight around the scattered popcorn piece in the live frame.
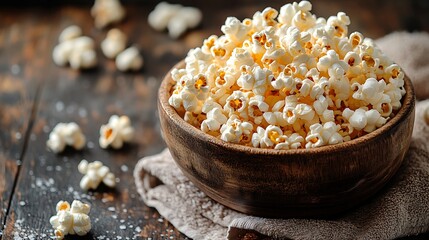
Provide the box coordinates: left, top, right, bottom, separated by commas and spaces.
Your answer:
168, 7, 202, 39
148, 2, 202, 39
101, 28, 128, 59
91, 0, 126, 29
50, 200, 91, 240
148, 2, 182, 31
115, 47, 143, 71
78, 159, 116, 190
58, 25, 82, 43
47, 122, 86, 153
99, 115, 134, 149
167, 1, 406, 149
53, 27, 97, 70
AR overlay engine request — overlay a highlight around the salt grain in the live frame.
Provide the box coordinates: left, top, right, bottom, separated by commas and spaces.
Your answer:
108, 206, 115, 212
10, 64, 21, 75
120, 225, 126, 230
78, 108, 88, 118
55, 101, 65, 112
15, 132, 22, 140
87, 141, 95, 149
43, 125, 50, 133
19, 201, 26, 206
120, 165, 128, 172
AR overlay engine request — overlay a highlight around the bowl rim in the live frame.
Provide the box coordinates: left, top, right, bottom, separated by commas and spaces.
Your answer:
159, 60, 415, 156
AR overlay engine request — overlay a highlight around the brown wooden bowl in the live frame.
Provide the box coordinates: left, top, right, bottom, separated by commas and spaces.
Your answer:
158, 61, 415, 218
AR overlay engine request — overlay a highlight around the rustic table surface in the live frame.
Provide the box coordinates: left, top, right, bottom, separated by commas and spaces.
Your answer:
0, 0, 428, 239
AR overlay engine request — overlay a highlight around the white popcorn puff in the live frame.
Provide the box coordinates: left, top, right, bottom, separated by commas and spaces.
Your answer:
260, 125, 283, 148
248, 95, 269, 124
167, 2, 406, 149
352, 78, 386, 104
224, 91, 252, 118
91, 0, 126, 29
101, 28, 127, 59
221, 17, 251, 45
52, 41, 75, 67
99, 115, 134, 149
148, 2, 182, 31
115, 46, 143, 71
148, 2, 202, 39
168, 7, 202, 39
220, 115, 253, 143
58, 25, 82, 43
53, 33, 97, 70
251, 126, 266, 148
47, 122, 86, 153
305, 123, 325, 148
78, 159, 116, 190
342, 108, 367, 131
305, 122, 343, 148
69, 48, 97, 70
50, 200, 91, 240
364, 109, 387, 132
201, 108, 228, 133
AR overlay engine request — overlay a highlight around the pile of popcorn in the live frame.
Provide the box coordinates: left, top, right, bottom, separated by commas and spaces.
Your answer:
168, 1, 406, 149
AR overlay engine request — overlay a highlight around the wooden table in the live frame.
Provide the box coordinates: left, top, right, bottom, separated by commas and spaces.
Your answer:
1, 1, 428, 239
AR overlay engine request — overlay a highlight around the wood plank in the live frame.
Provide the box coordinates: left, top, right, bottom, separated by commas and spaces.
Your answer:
2, 4, 192, 239
0, 9, 44, 235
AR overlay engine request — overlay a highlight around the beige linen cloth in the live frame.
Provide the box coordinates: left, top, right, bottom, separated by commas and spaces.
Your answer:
134, 32, 429, 240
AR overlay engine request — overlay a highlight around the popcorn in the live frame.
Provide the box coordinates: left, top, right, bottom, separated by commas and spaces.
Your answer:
50, 200, 91, 239
115, 46, 143, 71
342, 108, 367, 131
99, 115, 134, 149
168, 7, 202, 39
78, 159, 116, 190
148, 2, 181, 31
201, 107, 228, 133
305, 122, 343, 148
47, 122, 86, 153
91, 0, 126, 29
58, 25, 82, 43
101, 28, 127, 59
261, 125, 284, 147
148, 2, 202, 39
224, 91, 252, 118
326, 12, 350, 38
248, 95, 269, 124
52, 27, 97, 70
220, 115, 253, 143
221, 17, 251, 45
168, 2, 406, 149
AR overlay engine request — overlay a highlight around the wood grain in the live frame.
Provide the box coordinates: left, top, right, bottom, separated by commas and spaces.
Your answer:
0, 9, 45, 233
0, 0, 428, 239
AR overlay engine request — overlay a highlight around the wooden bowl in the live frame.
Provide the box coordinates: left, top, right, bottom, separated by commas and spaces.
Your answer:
158, 61, 415, 218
